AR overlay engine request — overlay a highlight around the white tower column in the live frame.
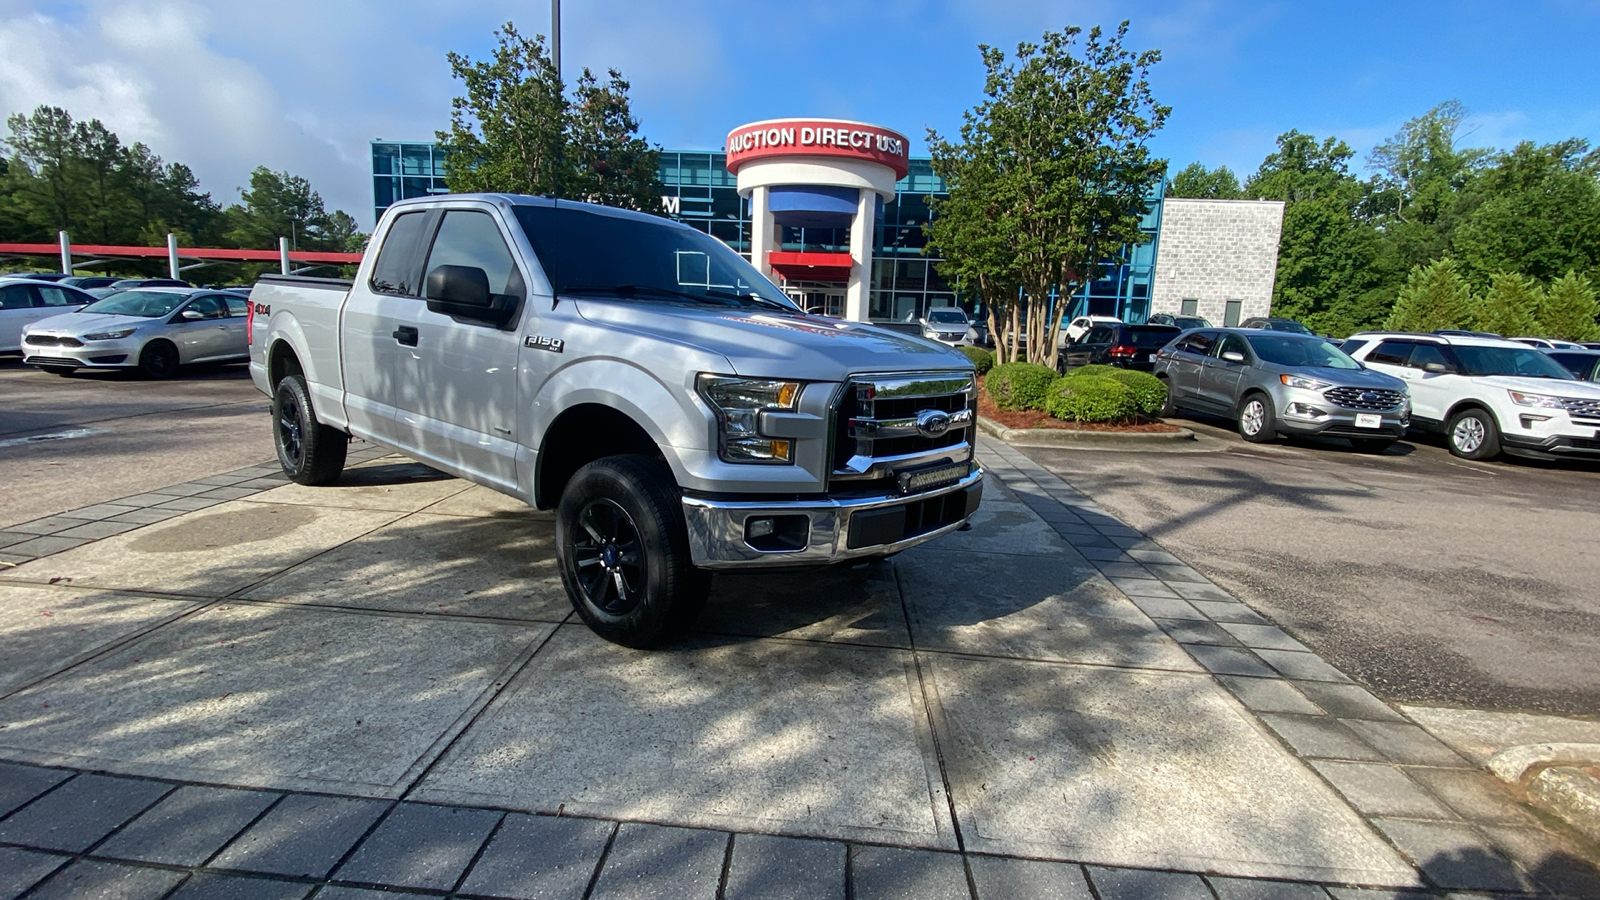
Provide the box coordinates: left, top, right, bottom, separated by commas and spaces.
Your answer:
845, 188, 876, 322
748, 185, 777, 279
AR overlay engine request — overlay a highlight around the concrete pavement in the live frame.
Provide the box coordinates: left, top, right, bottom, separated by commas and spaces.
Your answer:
1, 438, 1597, 898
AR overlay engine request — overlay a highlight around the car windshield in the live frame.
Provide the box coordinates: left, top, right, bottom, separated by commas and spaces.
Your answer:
513, 205, 798, 311
1246, 334, 1360, 369
1453, 345, 1576, 379
1269, 320, 1313, 335
1127, 327, 1180, 348
79, 290, 187, 318
1173, 316, 1209, 329
927, 310, 967, 324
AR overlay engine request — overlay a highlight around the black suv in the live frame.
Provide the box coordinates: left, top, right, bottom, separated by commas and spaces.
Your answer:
1058, 323, 1181, 372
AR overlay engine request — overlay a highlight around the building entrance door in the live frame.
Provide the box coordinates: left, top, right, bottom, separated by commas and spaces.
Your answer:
786, 288, 846, 317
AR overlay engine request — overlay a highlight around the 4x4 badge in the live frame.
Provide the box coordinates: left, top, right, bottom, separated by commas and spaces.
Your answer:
524, 335, 564, 353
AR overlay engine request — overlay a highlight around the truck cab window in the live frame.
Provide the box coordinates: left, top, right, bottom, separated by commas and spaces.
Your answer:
370, 211, 430, 296
425, 211, 525, 301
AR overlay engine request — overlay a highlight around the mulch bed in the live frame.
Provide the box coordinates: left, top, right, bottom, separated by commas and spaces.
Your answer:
976, 374, 1184, 433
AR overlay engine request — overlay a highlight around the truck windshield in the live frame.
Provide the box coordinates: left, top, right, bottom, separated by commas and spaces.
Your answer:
513, 205, 800, 311
78, 290, 188, 318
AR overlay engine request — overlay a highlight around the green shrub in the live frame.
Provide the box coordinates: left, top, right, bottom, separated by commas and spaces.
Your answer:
1061, 365, 1168, 416
1044, 375, 1139, 423
986, 362, 1059, 410
958, 345, 994, 374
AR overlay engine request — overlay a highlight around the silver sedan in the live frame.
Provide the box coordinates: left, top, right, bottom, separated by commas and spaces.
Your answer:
21, 288, 250, 378
1154, 328, 1412, 452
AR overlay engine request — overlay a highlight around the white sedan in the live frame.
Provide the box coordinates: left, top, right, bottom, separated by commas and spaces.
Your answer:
0, 279, 94, 352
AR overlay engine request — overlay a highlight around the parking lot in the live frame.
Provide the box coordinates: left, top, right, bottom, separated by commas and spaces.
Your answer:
1019, 416, 1600, 716
2, 361, 1599, 898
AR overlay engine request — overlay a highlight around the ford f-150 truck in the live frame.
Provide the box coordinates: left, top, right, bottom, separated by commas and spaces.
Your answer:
249, 193, 984, 646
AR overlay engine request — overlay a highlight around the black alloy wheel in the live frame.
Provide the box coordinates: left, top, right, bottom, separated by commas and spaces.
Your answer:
272, 374, 348, 485
138, 341, 179, 379
571, 498, 647, 617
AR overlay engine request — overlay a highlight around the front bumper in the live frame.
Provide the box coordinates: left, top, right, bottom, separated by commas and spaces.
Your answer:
22, 336, 141, 368
681, 467, 984, 569
1275, 387, 1408, 439
1502, 432, 1600, 458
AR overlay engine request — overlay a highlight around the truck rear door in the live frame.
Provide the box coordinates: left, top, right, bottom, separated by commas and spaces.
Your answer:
341, 209, 434, 451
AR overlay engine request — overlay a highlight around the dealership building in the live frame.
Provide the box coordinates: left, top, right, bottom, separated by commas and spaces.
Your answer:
371, 121, 1283, 327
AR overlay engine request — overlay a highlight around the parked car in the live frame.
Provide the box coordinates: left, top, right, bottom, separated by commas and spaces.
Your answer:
1, 272, 73, 282
1148, 312, 1211, 330
910, 307, 984, 347
1343, 331, 1600, 460
1058, 322, 1180, 373
87, 277, 192, 298
1154, 328, 1409, 452
0, 280, 96, 353
60, 276, 121, 290
1240, 316, 1314, 335
1510, 337, 1586, 350
1546, 350, 1600, 383
249, 193, 984, 647
1062, 314, 1122, 345
21, 288, 248, 377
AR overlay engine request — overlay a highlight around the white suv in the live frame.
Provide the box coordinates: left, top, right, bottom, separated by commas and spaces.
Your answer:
1342, 332, 1600, 460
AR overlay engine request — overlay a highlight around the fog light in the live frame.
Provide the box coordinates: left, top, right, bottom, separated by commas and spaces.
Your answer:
747, 517, 776, 539
1286, 403, 1326, 419
1520, 414, 1551, 428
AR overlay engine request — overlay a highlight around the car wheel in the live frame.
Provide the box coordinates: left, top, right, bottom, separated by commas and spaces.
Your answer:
40, 365, 75, 376
137, 341, 179, 379
1237, 393, 1276, 443
557, 454, 711, 648
272, 374, 348, 485
1446, 408, 1501, 460
1157, 376, 1177, 418
1351, 438, 1394, 454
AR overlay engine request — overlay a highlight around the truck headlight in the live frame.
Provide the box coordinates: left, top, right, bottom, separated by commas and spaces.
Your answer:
84, 328, 137, 341
1508, 390, 1563, 409
696, 375, 801, 464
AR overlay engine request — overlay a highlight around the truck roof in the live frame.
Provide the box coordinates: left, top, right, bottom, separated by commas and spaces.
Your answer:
384, 193, 684, 230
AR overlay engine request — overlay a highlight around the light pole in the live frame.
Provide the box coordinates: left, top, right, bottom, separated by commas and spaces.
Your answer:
551, 0, 562, 81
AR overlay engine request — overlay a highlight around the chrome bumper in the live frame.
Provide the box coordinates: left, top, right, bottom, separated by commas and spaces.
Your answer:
682, 467, 984, 569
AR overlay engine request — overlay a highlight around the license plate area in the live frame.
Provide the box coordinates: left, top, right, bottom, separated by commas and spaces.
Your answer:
1355, 413, 1382, 429
895, 460, 969, 495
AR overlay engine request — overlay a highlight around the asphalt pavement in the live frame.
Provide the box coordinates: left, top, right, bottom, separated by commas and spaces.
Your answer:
1017, 414, 1600, 716
0, 357, 268, 529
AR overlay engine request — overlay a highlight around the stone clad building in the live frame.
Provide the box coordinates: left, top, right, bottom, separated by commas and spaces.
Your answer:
1149, 198, 1287, 326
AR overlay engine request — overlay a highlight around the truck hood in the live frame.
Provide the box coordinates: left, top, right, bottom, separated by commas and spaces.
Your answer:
573, 300, 973, 380
27, 312, 150, 335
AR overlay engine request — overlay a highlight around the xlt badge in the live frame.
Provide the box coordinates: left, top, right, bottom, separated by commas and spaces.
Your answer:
524, 335, 564, 353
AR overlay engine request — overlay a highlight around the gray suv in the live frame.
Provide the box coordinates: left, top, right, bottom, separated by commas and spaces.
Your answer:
1154, 329, 1410, 452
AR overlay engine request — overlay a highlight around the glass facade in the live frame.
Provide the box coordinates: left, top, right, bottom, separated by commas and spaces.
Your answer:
373, 141, 1163, 323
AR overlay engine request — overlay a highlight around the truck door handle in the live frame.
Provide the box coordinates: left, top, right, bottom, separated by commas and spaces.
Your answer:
393, 325, 419, 346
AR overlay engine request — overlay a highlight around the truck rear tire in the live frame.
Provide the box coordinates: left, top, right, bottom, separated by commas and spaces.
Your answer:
273, 374, 348, 485
556, 454, 711, 648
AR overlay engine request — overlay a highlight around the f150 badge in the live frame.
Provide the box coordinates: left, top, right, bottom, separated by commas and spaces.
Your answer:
524, 335, 564, 353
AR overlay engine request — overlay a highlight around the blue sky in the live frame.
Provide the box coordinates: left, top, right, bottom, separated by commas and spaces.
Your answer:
2, 1, 1597, 227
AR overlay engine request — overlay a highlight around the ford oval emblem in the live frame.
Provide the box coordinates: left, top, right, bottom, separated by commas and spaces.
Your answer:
1360, 391, 1377, 402
916, 410, 952, 438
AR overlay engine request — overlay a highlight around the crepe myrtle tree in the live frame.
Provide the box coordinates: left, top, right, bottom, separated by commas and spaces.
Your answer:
927, 22, 1168, 369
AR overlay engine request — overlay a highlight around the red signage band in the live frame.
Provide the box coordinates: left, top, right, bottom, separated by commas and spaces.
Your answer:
725, 119, 910, 180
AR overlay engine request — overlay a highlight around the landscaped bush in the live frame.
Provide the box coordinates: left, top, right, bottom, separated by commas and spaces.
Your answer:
958, 345, 994, 374
986, 362, 1059, 410
1060, 365, 1168, 416
1044, 375, 1139, 423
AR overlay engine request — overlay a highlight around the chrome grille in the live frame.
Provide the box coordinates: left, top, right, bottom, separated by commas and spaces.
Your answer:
1560, 397, 1600, 419
832, 373, 976, 485
24, 334, 81, 347
1323, 386, 1405, 411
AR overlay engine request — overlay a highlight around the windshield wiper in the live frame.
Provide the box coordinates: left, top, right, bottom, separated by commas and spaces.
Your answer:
699, 288, 797, 311
563, 283, 795, 311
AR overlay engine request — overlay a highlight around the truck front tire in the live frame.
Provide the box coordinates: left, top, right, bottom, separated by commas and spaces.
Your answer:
556, 455, 710, 648
273, 374, 348, 485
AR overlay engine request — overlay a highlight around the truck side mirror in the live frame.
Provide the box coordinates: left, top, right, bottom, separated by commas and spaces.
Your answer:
425, 265, 515, 327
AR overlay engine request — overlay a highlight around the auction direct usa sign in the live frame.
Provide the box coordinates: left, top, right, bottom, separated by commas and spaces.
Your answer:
724, 119, 911, 180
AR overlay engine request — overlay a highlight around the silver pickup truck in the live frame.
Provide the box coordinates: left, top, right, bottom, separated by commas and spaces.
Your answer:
248, 193, 983, 646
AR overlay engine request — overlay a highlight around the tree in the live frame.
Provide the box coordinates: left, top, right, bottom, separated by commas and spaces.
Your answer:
1536, 271, 1599, 341
927, 22, 1168, 368
438, 22, 660, 209
1474, 272, 1541, 336
1365, 101, 1487, 273
1451, 140, 1600, 286
5, 105, 79, 233
1384, 258, 1475, 333
1246, 131, 1387, 335
224, 166, 359, 254
1167, 162, 1242, 199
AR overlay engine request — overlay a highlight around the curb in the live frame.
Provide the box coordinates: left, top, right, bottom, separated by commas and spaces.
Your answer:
1487, 743, 1600, 844
977, 414, 1196, 448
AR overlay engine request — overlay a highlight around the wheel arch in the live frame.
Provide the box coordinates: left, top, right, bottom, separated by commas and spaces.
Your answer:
534, 403, 666, 511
